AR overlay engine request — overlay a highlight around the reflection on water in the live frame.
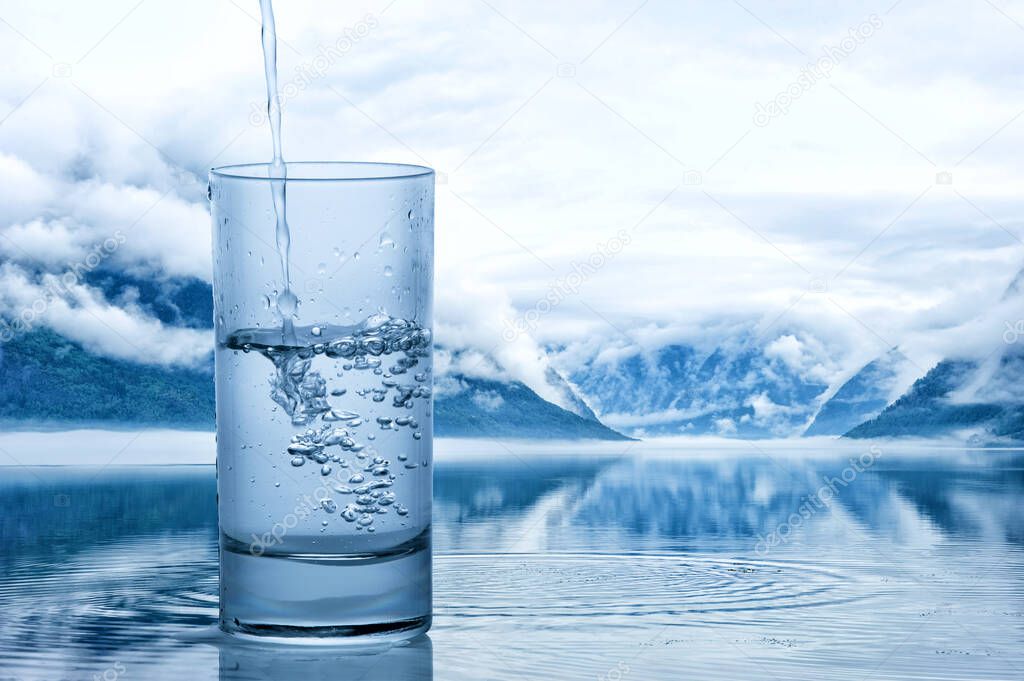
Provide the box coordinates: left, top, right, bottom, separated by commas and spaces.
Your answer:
434, 449, 1024, 554
216, 635, 432, 681
1, 445, 1022, 679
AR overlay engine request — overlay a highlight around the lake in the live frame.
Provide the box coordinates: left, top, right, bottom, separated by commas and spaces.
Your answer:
0, 439, 1021, 679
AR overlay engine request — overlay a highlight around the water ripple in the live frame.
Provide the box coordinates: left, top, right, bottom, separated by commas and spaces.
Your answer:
434, 553, 868, 623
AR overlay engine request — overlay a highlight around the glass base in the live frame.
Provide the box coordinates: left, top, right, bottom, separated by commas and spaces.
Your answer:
219, 528, 431, 642
220, 615, 431, 644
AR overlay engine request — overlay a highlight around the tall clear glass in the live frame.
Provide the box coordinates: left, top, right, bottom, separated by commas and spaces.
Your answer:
209, 162, 434, 641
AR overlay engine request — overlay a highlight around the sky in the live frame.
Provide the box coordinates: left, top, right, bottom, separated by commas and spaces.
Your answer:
0, 0, 1022, 404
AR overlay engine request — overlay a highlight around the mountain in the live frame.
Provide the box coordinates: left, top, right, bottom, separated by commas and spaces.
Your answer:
803, 349, 912, 436
433, 374, 630, 440
838, 267, 1024, 441
845, 354, 1024, 441
565, 336, 830, 438
0, 327, 215, 427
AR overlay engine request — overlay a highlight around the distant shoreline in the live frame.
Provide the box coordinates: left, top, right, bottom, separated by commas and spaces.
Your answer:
0, 429, 1020, 468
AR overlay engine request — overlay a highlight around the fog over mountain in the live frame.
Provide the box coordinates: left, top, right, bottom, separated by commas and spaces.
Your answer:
838, 269, 1024, 441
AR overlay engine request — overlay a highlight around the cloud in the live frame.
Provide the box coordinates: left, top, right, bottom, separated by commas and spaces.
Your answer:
0, 219, 83, 266
0, 264, 210, 366
0, 0, 1022, 395
714, 418, 738, 436
745, 392, 804, 434
66, 180, 211, 281
471, 390, 504, 412
434, 272, 574, 407
602, 404, 721, 429
0, 153, 57, 224
764, 333, 838, 384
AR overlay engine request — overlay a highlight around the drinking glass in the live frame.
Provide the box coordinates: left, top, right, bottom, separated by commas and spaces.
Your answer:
209, 161, 434, 640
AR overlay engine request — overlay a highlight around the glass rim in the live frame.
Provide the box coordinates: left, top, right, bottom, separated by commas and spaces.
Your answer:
210, 161, 434, 183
